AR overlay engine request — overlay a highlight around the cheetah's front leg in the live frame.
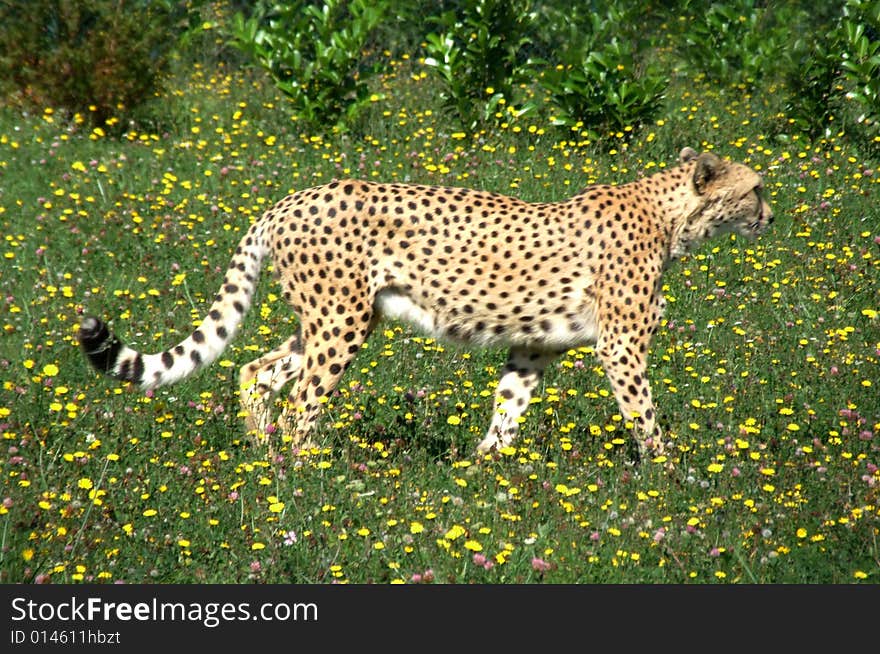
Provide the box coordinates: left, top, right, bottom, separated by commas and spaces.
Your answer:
476, 348, 558, 454
597, 332, 665, 462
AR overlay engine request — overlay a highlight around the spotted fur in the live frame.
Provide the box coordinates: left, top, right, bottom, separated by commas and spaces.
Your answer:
79, 147, 773, 460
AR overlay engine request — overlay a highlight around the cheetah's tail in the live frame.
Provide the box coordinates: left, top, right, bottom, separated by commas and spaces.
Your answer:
79, 222, 269, 389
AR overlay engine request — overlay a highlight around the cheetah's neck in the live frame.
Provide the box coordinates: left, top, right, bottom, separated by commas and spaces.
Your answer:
649, 163, 708, 261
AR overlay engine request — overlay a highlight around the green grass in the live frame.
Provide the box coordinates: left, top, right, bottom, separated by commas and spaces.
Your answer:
1, 57, 878, 584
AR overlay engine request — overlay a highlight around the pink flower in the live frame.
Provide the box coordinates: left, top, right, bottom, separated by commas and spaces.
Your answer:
531, 557, 552, 573
411, 569, 435, 584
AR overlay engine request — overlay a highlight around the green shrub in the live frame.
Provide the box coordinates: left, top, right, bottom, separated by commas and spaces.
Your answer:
0, 0, 187, 127
422, 0, 535, 129
840, 0, 880, 146
780, 30, 844, 140
536, 7, 668, 138
677, 0, 787, 88
229, 0, 387, 130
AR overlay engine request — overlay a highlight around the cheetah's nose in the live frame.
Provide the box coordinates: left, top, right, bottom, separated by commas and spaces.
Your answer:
760, 201, 773, 227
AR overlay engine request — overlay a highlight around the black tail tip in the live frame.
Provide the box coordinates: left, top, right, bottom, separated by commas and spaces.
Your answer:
78, 316, 123, 375
79, 316, 110, 348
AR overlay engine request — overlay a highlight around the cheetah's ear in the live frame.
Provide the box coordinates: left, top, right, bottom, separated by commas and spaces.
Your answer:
679, 147, 698, 163
692, 152, 723, 195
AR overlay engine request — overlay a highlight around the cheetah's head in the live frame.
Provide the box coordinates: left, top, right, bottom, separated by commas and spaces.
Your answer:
678, 146, 774, 249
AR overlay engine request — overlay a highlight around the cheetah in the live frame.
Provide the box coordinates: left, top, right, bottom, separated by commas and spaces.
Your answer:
79, 147, 773, 461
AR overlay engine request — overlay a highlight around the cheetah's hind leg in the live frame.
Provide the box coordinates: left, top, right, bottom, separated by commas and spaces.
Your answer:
476, 348, 559, 454
276, 306, 376, 453
239, 332, 303, 449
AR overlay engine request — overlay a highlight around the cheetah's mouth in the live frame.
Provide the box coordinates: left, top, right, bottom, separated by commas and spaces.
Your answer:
749, 204, 771, 235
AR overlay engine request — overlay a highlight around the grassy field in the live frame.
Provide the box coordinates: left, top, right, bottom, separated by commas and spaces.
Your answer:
1, 55, 878, 584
